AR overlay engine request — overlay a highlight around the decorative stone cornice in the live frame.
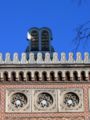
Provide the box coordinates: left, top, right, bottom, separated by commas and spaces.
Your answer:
0, 52, 90, 64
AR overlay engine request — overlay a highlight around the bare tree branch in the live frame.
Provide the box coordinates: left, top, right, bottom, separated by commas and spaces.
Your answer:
72, 21, 90, 53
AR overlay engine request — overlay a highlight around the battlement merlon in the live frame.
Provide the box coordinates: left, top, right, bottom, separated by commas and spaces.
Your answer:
0, 52, 90, 64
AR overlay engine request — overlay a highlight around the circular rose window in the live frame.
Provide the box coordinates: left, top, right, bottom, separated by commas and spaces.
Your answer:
10, 93, 27, 109
63, 92, 79, 108
37, 92, 53, 108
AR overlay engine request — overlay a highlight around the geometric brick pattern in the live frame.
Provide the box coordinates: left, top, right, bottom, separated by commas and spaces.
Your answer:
0, 83, 90, 120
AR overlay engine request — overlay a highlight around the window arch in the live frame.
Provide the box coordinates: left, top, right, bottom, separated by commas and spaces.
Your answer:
50, 71, 55, 81
41, 30, 50, 51
34, 71, 39, 81
81, 71, 86, 81
42, 71, 47, 81
3, 71, 8, 81
73, 71, 78, 81
31, 30, 39, 51
27, 72, 32, 81
0, 73, 1, 80
65, 71, 70, 81
58, 71, 63, 81
88, 72, 90, 80
19, 71, 24, 81
11, 72, 16, 81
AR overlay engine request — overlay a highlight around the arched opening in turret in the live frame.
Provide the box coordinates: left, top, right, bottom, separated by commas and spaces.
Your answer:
27, 72, 32, 81
58, 71, 63, 81
73, 71, 78, 81
3, 71, 8, 81
41, 30, 50, 51
11, 72, 16, 81
65, 71, 70, 81
81, 71, 86, 81
34, 71, 39, 81
42, 71, 47, 81
31, 30, 39, 51
19, 71, 24, 81
50, 71, 55, 81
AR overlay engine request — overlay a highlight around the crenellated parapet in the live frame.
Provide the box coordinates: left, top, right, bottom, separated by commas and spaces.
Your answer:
0, 52, 90, 64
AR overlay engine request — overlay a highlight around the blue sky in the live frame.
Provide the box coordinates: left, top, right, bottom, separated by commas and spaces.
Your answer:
0, 0, 90, 58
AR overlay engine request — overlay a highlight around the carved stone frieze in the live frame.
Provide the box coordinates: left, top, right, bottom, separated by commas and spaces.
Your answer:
5, 88, 84, 113
6, 89, 31, 112
58, 88, 84, 112
32, 89, 57, 112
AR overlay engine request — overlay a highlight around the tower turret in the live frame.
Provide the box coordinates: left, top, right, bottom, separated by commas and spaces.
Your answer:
25, 27, 55, 59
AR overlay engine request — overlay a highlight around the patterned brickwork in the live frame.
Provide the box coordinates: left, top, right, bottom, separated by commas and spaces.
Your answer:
0, 83, 90, 120
5, 117, 85, 120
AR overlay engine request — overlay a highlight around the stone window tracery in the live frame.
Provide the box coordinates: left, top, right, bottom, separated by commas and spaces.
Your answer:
32, 89, 57, 112
37, 92, 53, 108
10, 93, 27, 109
59, 89, 84, 112
63, 92, 79, 108
6, 89, 31, 112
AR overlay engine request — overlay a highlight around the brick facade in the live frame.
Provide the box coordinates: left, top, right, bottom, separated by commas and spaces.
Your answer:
0, 83, 90, 120
0, 51, 90, 120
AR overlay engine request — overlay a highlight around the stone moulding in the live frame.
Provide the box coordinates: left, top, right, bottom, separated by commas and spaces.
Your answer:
0, 52, 90, 64
5, 88, 84, 113
5, 117, 85, 120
